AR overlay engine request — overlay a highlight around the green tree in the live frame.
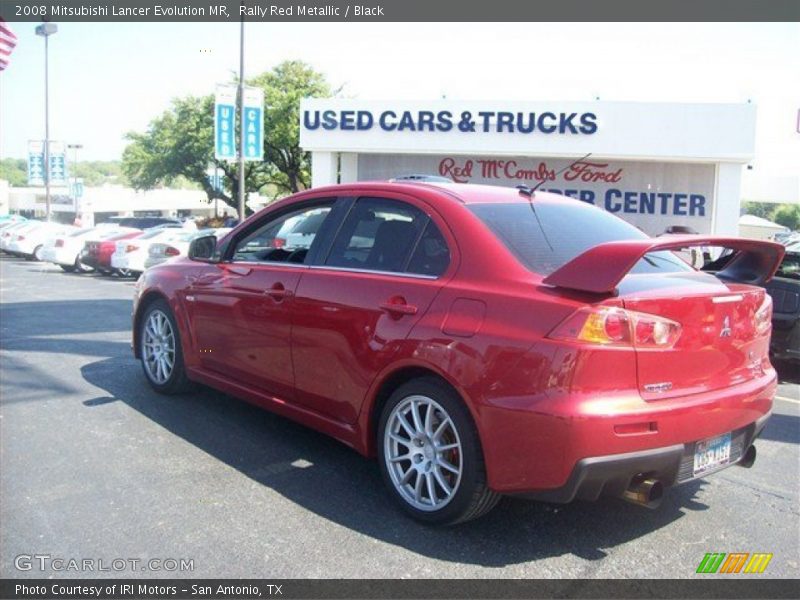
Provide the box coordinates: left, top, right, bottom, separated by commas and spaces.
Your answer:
742, 201, 777, 221
0, 159, 27, 187
122, 60, 333, 215
772, 204, 800, 231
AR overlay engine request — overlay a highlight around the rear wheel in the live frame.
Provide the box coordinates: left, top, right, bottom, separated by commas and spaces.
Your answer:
139, 299, 193, 394
29, 245, 44, 261
60, 264, 76, 273
74, 255, 92, 273
378, 377, 500, 525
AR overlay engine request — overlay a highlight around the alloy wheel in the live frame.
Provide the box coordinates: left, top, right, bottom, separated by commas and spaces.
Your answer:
142, 309, 176, 385
383, 395, 463, 511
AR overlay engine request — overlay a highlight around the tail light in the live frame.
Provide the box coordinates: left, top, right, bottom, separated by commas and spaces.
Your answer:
755, 294, 772, 336
55, 239, 65, 247
16, 235, 25, 241
548, 306, 681, 349
272, 238, 286, 249
164, 246, 180, 256
126, 245, 138, 253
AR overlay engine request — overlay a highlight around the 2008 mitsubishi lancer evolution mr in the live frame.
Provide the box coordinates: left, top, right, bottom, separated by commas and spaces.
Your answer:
132, 182, 783, 524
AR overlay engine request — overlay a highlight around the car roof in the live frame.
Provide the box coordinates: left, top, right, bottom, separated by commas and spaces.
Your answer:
307, 181, 576, 206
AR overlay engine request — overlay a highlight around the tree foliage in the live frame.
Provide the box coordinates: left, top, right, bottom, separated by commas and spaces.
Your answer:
0, 158, 126, 187
772, 204, 800, 231
0, 159, 27, 187
743, 201, 800, 231
122, 60, 333, 214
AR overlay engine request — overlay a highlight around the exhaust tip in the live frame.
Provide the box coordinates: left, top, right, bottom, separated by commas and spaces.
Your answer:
622, 478, 664, 509
738, 445, 757, 469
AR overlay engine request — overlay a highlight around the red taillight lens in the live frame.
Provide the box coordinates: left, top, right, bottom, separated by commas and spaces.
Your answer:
16, 235, 25, 241
55, 239, 64, 247
272, 237, 286, 249
548, 307, 681, 348
126, 244, 138, 253
164, 246, 180, 256
755, 294, 772, 336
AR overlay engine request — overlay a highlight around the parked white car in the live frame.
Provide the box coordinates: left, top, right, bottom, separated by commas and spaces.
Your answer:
110, 227, 196, 277
1, 221, 37, 253
144, 228, 231, 270
5, 221, 77, 260
40, 226, 137, 272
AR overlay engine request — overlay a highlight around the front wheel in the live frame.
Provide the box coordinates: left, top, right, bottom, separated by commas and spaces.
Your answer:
138, 299, 193, 394
378, 377, 500, 525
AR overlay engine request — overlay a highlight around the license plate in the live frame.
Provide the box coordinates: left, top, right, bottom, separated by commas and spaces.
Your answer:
693, 432, 732, 476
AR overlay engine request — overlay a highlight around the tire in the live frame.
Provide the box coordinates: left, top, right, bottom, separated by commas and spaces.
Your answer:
33, 245, 44, 261
60, 264, 76, 273
74, 255, 93, 273
138, 299, 193, 394
377, 377, 500, 525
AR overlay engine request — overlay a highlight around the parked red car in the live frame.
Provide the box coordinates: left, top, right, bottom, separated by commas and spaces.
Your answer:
81, 230, 142, 274
132, 182, 783, 524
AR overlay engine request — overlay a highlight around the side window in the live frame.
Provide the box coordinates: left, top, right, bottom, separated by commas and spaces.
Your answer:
232, 203, 333, 264
406, 221, 450, 277
326, 198, 426, 273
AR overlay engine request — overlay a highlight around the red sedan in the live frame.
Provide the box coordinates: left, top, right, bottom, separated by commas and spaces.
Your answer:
81, 230, 142, 274
132, 182, 783, 524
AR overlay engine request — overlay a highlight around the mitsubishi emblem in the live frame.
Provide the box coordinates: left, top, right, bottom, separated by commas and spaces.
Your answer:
720, 315, 732, 338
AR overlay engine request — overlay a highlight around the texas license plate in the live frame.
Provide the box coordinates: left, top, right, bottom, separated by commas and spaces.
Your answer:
693, 432, 732, 476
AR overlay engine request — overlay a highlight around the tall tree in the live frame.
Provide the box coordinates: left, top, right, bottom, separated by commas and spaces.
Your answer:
122, 61, 332, 215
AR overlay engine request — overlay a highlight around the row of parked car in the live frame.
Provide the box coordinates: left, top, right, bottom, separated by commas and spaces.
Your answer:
0, 215, 230, 278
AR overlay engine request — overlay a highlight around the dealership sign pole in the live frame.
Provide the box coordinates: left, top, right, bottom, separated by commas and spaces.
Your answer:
237, 11, 245, 222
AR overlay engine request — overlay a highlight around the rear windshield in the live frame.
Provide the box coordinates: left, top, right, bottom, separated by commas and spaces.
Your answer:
469, 202, 694, 276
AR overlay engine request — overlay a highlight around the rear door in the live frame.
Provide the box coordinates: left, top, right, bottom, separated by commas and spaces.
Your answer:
291, 194, 454, 423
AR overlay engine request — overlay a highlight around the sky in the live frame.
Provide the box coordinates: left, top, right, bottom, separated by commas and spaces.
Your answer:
1, 22, 798, 175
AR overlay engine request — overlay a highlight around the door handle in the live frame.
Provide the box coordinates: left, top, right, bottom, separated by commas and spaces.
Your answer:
379, 297, 418, 317
225, 265, 252, 276
265, 282, 289, 300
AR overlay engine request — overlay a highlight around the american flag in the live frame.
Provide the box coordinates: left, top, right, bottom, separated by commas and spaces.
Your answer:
0, 19, 18, 71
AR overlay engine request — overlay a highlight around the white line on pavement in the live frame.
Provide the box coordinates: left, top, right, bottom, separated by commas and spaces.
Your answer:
775, 395, 800, 404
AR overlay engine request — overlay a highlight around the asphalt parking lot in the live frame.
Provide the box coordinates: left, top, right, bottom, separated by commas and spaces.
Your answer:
1, 254, 798, 579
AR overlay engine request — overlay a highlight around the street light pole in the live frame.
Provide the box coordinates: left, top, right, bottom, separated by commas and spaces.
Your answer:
35, 23, 57, 221
237, 9, 246, 222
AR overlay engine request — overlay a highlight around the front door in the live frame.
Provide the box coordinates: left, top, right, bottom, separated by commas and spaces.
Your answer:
187, 200, 336, 400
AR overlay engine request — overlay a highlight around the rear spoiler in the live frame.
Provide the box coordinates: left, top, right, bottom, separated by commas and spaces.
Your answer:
542, 236, 785, 294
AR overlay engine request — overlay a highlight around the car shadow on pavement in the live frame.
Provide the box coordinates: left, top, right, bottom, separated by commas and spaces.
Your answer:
759, 413, 800, 445
0, 299, 132, 338
775, 362, 800, 385
81, 355, 709, 567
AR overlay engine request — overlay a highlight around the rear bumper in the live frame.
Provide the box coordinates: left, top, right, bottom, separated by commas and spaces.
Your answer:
481, 370, 776, 494
112, 253, 145, 272
42, 247, 76, 265
516, 411, 770, 503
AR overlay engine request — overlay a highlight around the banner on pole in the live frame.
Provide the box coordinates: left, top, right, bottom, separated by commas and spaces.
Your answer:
214, 85, 237, 161
242, 86, 264, 161
27, 140, 45, 186
48, 141, 68, 186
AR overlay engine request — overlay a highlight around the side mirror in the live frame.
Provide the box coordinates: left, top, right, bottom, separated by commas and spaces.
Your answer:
188, 235, 219, 262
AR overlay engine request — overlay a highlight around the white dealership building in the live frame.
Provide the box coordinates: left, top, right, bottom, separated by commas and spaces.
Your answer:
300, 100, 759, 236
